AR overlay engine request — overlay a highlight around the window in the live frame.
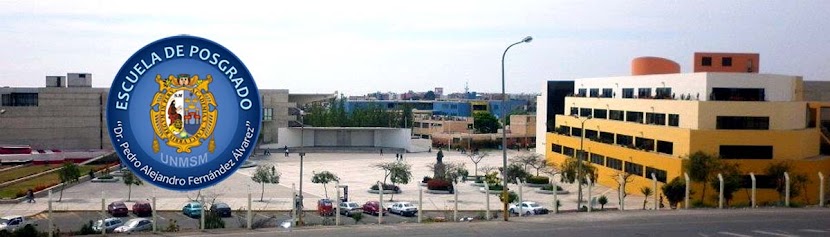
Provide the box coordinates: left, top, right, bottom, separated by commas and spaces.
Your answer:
552, 144, 562, 153
78, 74, 86, 78
589, 88, 600, 98
558, 125, 571, 135
577, 88, 587, 97
740, 175, 777, 189
616, 134, 633, 147
625, 162, 644, 176
646, 113, 666, 125
1, 93, 38, 106
626, 111, 643, 123
635, 137, 655, 151
576, 150, 588, 161
655, 87, 672, 99
590, 153, 605, 165
638, 88, 652, 98
602, 88, 613, 98
645, 167, 668, 183
563, 146, 575, 157
594, 109, 607, 119
585, 129, 598, 140
622, 88, 634, 98
571, 127, 582, 137
609, 110, 624, 121
580, 108, 592, 118
702, 56, 712, 66
668, 114, 680, 127
720, 145, 773, 159
716, 116, 769, 130
606, 157, 623, 170
656, 140, 673, 155
599, 132, 614, 144
711, 88, 765, 101
570, 107, 579, 116
722, 57, 732, 66
263, 108, 273, 121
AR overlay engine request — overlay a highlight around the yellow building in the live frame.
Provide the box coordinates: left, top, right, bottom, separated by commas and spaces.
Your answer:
539, 54, 830, 207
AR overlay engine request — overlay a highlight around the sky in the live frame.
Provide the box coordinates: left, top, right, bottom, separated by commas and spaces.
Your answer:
1, 0, 829, 96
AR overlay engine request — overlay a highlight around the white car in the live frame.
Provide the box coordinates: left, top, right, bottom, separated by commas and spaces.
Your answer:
509, 201, 549, 216
114, 218, 152, 233
387, 202, 418, 217
92, 217, 124, 233
0, 216, 28, 232
338, 202, 362, 216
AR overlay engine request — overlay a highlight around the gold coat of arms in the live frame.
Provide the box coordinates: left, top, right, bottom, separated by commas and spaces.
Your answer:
150, 74, 218, 153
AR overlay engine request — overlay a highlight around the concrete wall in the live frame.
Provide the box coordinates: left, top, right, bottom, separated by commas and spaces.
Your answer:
275, 127, 414, 151
535, 94, 547, 155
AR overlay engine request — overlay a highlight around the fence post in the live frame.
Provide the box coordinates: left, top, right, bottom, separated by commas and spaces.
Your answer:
101, 190, 106, 236
48, 190, 52, 237
152, 196, 158, 232
418, 184, 423, 223
683, 172, 690, 209
200, 195, 205, 231
484, 181, 491, 219
784, 172, 790, 207
651, 172, 658, 210
551, 179, 558, 214
819, 172, 825, 207
335, 182, 341, 226
516, 177, 523, 216
749, 172, 756, 208
619, 173, 625, 211
586, 175, 593, 213
378, 181, 383, 224
453, 183, 458, 221
717, 173, 724, 209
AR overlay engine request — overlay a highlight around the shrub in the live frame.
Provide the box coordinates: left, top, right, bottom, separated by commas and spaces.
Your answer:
427, 179, 452, 191
488, 184, 504, 191
527, 176, 549, 184
540, 184, 563, 191
351, 212, 363, 223
77, 220, 95, 235
499, 191, 517, 204
370, 183, 400, 192
201, 211, 225, 229
598, 195, 608, 210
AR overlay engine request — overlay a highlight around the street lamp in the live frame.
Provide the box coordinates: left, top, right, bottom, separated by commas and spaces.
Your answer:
298, 109, 306, 226
572, 114, 592, 210
501, 35, 532, 221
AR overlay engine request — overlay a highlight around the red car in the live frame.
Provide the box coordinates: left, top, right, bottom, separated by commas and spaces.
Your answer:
107, 201, 129, 217
317, 199, 334, 216
132, 200, 153, 217
362, 201, 387, 216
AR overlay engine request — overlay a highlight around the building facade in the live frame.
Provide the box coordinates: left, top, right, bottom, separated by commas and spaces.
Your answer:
539, 53, 830, 206
0, 73, 333, 150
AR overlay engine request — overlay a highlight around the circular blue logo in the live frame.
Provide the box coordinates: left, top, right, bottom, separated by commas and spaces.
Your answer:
107, 35, 261, 191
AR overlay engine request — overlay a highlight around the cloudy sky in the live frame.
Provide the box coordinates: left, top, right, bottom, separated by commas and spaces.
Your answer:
1, 0, 828, 95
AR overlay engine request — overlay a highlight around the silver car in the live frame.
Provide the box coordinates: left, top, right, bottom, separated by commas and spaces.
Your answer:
92, 218, 123, 233
114, 218, 152, 233
338, 202, 362, 216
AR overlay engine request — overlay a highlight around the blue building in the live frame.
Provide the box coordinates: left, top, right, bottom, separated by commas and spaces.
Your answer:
344, 99, 527, 119
488, 99, 527, 119
433, 101, 471, 117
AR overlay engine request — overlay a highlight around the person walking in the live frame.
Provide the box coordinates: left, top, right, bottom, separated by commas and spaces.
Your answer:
284, 145, 289, 157
27, 189, 35, 203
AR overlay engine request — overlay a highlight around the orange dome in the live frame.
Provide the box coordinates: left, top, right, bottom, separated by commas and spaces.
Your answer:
631, 57, 680, 76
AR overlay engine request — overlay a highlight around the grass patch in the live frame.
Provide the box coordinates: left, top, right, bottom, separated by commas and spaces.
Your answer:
0, 165, 105, 199
0, 164, 60, 183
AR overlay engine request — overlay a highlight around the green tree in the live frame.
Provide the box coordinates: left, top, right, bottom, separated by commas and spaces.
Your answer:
374, 161, 412, 201
465, 151, 487, 177
500, 191, 518, 204
57, 162, 81, 202
560, 157, 597, 185
122, 170, 143, 201
504, 163, 530, 184
710, 163, 742, 206
311, 171, 340, 199
682, 151, 720, 201
640, 187, 652, 210
423, 91, 436, 100
473, 112, 500, 134
251, 165, 281, 201
598, 195, 608, 210
661, 177, 686, 209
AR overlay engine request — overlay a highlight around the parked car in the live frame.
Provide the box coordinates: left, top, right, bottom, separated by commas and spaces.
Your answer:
509, 201, 549, 216
92, 218, 124, 233
362, 201, 387, 216
182, 202, 203, 218
317, 199, 334, 216
0, 216, 29, 232
210, 202, 232, 217
107, 201, 129, 217
338, 201, 362, 216
388, 202, 418, 217
113, 218, 152, 233
132, 200, 153, 217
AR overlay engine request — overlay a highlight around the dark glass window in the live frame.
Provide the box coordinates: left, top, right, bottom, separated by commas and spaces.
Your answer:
609, 110, 624, 121
606, 157, 623, 170
571, 127, 582, 137
655, 87, 672, 99
590, 153, 605, 165
594, 109, 607, 119
602, 88, 613, 98
576, 150, 588, 161
599, 132, 614, 144
702, 57, 712, 66
552, 144, 562, 153
589, 88, 600, 98
668, 114, 680, 127
558, 126, 571, 135
622, 88, 634, 98
563, 146, 575, 157
580, 108, 592, 118
645, 167, 668, 183
656, 140, 673, 155
625, 162, 644, 176
577, 88, 587, 97
635, 137, 655, 151
646, 113, 666, 125
585, 129, 598, 140
626, 111, 644, 123
716, 116, 769, 130
720, 145, 773, 159
722, 57, 733, 66
1, 93, 38, 107
616, 134, 634, 147
740, 175, 777, 189
570, 107, 579, 116
711, 88, 765, 101
638, 88, 652, 98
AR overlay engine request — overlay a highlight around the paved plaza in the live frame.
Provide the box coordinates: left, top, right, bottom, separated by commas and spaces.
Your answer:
0, 150, 647, 217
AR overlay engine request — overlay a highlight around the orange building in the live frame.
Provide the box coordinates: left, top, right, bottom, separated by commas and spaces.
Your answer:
693, 52, 759, 73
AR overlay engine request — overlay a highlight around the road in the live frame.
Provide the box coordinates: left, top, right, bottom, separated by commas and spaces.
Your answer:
138, 208, 830, 237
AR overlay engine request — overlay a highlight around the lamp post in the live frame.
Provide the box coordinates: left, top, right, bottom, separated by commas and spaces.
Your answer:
501, 35, 532, 221
572, 114, 592, 210
298, 110, 306, 226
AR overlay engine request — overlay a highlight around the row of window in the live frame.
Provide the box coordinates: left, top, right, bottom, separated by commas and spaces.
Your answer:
1, 93, 38, 107
551, 144, 668, 182
716, 116, 769, 130
571, 107, 680, 127
576, 87, 673, 99
555, 125, 674, 155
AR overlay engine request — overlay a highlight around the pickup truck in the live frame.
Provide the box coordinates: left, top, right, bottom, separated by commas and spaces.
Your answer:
387, 202, 418, 217
0, 215, 31, 232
